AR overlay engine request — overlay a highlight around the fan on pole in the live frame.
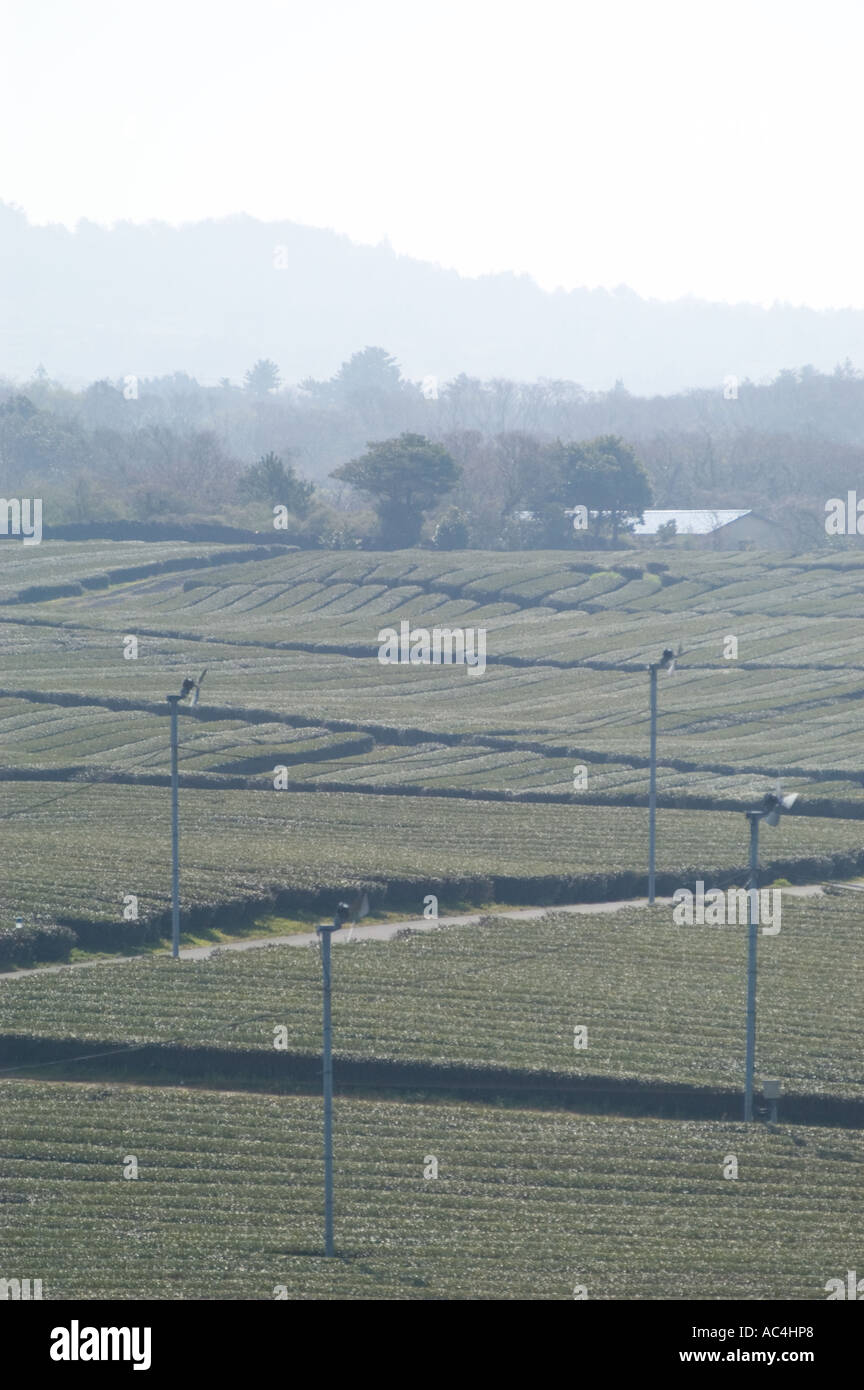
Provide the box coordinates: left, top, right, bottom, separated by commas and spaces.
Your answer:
179, 668, 208, 707
648, 643, 684, 903
167, 668, 209, 959
743, 780, 799, 1121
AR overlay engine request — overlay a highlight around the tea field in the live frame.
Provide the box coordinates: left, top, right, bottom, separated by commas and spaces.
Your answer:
1, 540, 863, 1304
2, 895, 861, 1100
6, 541, 864, 937
0, 1079, 859, 1299
4, 778, 864, 933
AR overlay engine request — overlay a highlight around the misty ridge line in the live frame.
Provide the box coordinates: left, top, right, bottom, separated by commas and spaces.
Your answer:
4, 202, 864, 391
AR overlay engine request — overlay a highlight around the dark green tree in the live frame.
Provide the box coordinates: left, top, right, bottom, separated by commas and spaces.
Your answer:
332, 432, 460, 547
238, 451, 314, 515
553, 435, 652, 543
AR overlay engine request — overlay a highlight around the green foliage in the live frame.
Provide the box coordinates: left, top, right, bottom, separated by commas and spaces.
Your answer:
0, 393, 88, 478
552, 435, 652, 542
506, 436, 653, 547
0, 923, 75, 969
5, 363, 864, 550
52, 473, 123, 525
237, 451, 314, 515
332, 433, 460, 546
432, 506, 471, 549
318, 525, 365, 549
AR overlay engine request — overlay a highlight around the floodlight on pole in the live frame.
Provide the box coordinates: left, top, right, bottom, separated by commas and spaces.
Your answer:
648, 645, 682, 904
167, 670, 207, 960
743, 782, 798, 1122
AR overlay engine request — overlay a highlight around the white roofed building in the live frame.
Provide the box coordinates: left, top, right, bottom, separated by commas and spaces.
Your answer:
627, 508, 786, 549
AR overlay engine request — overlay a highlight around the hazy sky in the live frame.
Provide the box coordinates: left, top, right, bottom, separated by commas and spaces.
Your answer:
3, 0, 861, 308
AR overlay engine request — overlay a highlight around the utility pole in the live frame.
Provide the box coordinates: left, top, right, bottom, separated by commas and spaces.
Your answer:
165, 670, 206, 962
167, 693, 181, 960
648, 662, 658, 904
742, 784, 798, 1121
648, 647, 679, 904
316, 904, 349, 1256
743, 810, 760, 1122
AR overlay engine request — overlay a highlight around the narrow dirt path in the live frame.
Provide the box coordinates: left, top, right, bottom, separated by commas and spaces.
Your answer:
0, 883, 826, 981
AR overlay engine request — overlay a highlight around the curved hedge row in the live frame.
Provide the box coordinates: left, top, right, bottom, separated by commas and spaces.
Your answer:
0, 924, 76, 970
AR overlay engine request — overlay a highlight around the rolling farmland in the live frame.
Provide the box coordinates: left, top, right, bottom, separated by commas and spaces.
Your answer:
1, 894, 862, 1100
5, 542, 864, 941
0, 1081, 860, 1301
5, 779, 864, 934
1, 539, 863, 1302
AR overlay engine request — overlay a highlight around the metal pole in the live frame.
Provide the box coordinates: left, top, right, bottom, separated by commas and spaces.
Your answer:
648, 664, 658, 904
168, 695, 181, 960
318, 922, 337, 1256
744, 812, 760, 1122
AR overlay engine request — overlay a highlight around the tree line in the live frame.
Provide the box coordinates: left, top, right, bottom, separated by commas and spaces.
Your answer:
3, 348, 864, 549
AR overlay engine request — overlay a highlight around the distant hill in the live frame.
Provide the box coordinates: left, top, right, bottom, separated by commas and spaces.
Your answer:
2, 202, 863, 393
